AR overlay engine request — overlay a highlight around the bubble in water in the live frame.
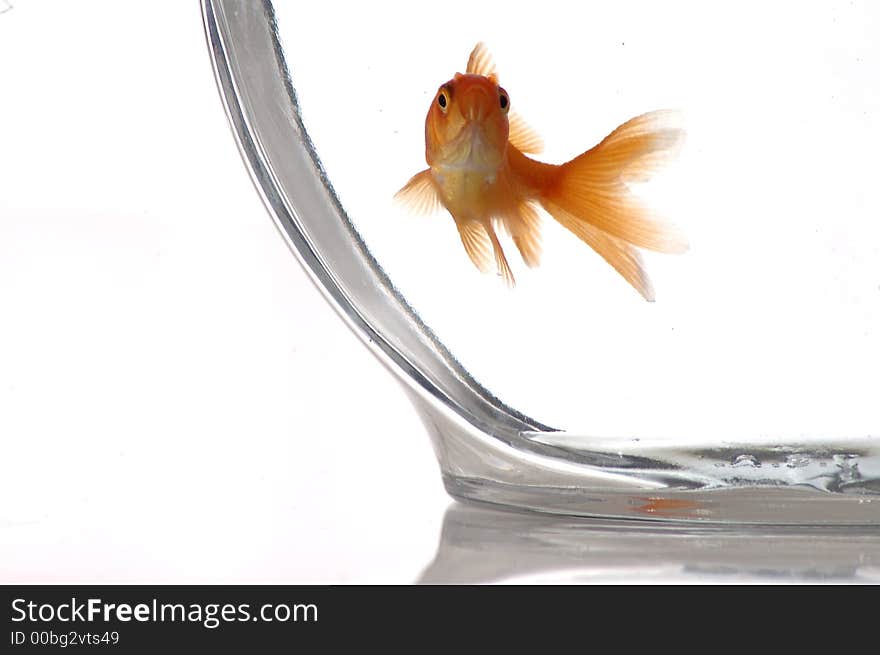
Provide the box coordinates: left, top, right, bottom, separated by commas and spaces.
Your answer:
785, 454, 811, 469
833, 454, 861, 482
732, 454, 760, 468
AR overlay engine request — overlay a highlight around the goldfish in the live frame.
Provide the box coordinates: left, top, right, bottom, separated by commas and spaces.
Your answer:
395, 43, 687, 300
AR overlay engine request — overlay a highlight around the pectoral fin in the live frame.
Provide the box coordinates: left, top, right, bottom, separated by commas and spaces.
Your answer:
508, 113, 544, 155
394, 170, 442, 216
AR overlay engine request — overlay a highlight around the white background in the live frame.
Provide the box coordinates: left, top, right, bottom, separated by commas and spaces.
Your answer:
1, 1, 878, 584
1, 1, 446, 583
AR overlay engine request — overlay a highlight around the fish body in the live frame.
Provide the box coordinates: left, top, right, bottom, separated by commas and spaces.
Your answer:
396, 43, 687, 300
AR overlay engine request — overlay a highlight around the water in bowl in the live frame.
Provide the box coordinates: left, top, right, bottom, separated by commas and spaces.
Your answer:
210, 0, 880, 519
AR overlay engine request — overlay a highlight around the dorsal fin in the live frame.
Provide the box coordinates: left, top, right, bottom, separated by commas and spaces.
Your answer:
466, 44, 543, 153
466, 42, 498, 83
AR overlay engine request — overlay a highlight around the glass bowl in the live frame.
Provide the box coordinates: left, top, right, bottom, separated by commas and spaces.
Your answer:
202, 0, 879, 523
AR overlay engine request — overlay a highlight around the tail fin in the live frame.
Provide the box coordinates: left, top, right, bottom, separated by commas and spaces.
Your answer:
536, 110, 687, 299
542, 200, 656, 301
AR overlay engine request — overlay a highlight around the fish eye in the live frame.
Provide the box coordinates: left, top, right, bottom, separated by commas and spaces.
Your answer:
499, 90, 509, 111
437, 89, 449, 111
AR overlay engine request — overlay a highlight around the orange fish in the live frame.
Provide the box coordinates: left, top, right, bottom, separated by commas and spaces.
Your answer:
395, 43, 687, 300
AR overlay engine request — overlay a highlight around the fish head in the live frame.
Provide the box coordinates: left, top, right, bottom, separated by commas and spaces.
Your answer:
425, 72, 510, 173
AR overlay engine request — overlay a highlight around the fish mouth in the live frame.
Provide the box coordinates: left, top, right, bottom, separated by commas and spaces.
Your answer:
441, 122, 503, 174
